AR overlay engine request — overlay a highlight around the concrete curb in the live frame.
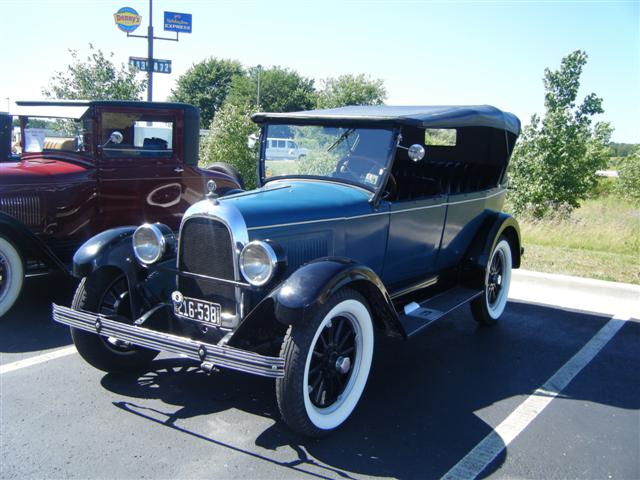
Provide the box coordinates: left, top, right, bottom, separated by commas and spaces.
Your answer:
510, 269, 640, 318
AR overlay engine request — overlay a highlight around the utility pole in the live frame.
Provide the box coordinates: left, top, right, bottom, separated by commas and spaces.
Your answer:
256, 64, 262, 110
147, 0, 153, 102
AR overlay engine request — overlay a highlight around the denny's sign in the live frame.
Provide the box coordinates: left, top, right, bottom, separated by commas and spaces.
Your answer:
113, 7, 142, 33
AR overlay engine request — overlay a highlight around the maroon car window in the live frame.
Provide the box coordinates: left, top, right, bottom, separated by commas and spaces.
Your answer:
23, 116, 93, 155
100, 111, 174, 158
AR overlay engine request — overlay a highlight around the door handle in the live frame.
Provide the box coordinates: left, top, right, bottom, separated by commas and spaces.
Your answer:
174, 166, 184, 173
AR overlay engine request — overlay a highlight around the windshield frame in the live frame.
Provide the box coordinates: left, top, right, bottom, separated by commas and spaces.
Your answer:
258, 122, 398, 195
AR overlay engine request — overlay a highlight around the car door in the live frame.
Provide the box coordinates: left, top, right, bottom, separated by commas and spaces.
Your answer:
381, 193, 447, 291
96, 106, 185, 231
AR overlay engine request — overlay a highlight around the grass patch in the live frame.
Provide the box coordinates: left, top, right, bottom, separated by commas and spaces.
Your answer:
517, 196, 640, 284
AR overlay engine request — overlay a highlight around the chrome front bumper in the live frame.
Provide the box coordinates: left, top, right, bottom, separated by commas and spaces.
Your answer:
52, 304, 285, 378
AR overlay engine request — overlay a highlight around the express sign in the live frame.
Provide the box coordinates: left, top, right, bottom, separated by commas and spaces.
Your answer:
164, 11, 192, 33
114, 7, 142, 33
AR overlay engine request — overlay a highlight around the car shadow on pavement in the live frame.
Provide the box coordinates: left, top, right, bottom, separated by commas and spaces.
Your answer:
0, 274, 78, 354
99, 301, 635, 479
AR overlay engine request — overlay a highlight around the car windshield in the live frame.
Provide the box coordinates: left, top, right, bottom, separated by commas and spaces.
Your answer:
19, 116, 93, 155
262, 125, 394, 191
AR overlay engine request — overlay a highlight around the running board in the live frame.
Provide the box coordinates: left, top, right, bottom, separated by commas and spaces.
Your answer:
398, 287, 483, 337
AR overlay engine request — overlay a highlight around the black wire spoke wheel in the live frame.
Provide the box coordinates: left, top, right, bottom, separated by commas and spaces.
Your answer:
70, 269, 159, 372
276, 288, 375, 437
487, 248, 504, 307
97, 275, 135, 353
471, 236, 513, 325
308, 315, 356, 408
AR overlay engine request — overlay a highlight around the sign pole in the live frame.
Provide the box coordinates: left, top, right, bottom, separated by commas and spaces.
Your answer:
147, 0, 153, 101
116, 4, 191, 99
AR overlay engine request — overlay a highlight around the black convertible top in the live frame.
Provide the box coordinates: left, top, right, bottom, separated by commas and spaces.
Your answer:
252, 105, 521, 136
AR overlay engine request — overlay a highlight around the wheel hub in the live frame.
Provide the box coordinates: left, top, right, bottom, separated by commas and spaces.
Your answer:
335, 356, 351, 374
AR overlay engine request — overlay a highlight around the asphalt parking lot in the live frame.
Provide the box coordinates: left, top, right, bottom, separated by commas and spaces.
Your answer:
1, 275, 638, 480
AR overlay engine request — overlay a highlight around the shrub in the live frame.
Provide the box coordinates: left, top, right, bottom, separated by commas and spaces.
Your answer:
201, 102, 259, 190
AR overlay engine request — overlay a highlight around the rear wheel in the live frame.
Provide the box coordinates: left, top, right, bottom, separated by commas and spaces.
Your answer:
207, 162, 245, 190
0, 236, 24, 318
276, 288, 374, 437
70, 269, 158, 372
471, 237, 513, 325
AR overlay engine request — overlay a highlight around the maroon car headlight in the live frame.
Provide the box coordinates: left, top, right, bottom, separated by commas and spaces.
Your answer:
132, 223, 174, 266
239, 241, 279, 286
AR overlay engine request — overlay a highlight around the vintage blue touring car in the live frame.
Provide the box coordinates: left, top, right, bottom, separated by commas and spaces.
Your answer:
53, 105, 522, 436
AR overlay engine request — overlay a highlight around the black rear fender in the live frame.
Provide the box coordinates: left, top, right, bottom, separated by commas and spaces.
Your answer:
463, 212, 522, 287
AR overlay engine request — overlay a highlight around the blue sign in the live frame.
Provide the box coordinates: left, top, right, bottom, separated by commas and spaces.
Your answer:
164, 11, 192, 33
129, 57, 172, 74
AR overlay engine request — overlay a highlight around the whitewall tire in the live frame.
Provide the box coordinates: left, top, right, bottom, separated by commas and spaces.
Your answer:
277, 288, 374, 437
0, 236, 24, 318
471, 236, 513, 325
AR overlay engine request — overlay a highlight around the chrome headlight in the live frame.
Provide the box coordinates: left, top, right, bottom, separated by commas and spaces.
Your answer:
239, 241, 278, 286
132, 223, 173, 266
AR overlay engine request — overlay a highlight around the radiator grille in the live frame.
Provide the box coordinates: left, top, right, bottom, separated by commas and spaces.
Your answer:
0, 195, 41, 227
178, 217, 236, 314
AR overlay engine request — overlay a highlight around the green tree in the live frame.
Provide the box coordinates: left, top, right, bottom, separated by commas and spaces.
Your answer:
616, 146, 640, 202
201, 102, 259, 189
170, 57, 244, 127
226, 66, 316, 112
509, 50, 612, 218
315, 74, 387, 109
43, 43, 145, 100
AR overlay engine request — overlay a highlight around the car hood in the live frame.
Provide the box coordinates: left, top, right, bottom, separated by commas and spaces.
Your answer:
0, 156, 90, 186
219, 180, 373, 230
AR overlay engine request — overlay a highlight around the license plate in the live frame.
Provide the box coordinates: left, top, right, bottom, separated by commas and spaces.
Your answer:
174, 296, 221, 326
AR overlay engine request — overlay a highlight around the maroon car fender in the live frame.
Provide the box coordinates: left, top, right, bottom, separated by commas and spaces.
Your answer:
0, 212, 67, 273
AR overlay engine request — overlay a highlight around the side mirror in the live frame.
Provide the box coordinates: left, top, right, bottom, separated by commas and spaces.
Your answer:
100, 131, 123, 148
247, 134, 259, 149
408, 144, 425, 162
109, 131, 123, 145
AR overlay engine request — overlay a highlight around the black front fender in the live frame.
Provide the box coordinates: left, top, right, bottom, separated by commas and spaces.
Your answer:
73, 227, 177, 318
73, 226, 139, 278
272, 257, 404, 337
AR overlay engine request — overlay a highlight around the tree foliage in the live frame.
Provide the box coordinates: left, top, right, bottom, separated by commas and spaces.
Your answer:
169, 57, 244, 128
226, 66, 316, 113
201, 102, 259, 190
616, 146, 640, 202
43, 44, 145, 101
315, 74, 387, 109
509, 50, 612, 218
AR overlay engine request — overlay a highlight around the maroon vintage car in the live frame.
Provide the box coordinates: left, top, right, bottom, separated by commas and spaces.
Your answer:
0, 100, 243, 317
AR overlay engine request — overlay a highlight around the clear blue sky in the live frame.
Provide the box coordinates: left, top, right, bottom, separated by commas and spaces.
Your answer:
1, 0, 638, 142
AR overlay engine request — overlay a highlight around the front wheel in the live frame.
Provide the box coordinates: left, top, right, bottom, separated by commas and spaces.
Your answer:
471, 237, 513, 325
0, 236, 24, 318
70, 269, 158, 373
276, 288, 374, 437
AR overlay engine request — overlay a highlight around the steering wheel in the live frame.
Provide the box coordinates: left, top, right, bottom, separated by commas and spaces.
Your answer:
382, 173, 397, 200
336, 156, 381, 183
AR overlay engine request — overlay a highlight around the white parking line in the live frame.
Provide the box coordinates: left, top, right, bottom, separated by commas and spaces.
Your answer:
0, 346, 77, 375
442, 313, 630, 480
